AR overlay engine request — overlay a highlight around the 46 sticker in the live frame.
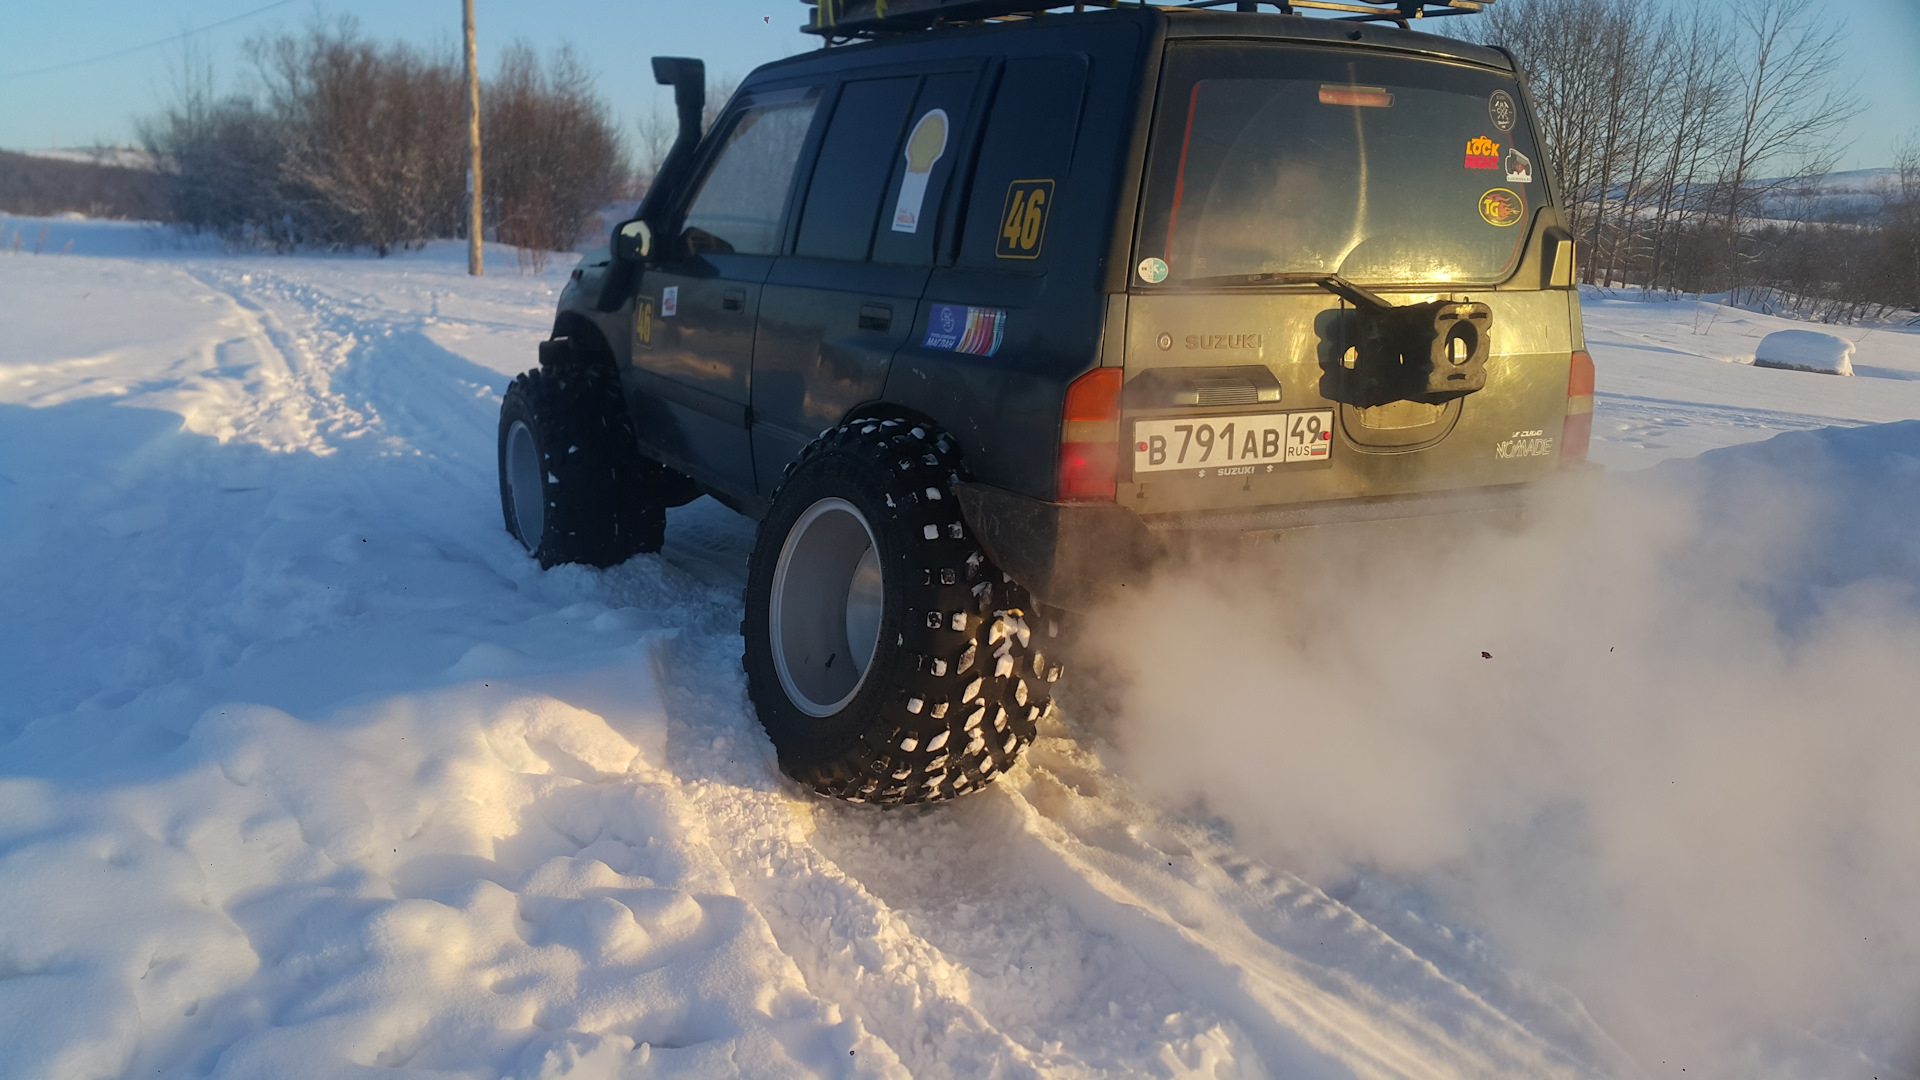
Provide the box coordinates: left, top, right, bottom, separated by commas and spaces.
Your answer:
996, 179, 1054, 260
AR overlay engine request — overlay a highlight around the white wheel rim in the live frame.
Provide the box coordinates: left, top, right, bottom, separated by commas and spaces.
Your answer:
769, 497, 884, 717
505, 420, 544, 550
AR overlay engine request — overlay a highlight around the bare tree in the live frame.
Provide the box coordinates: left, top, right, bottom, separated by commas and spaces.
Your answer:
1882, 129, 1920, 315
1464, 0, 1867, 300
139, 37, 299, 246
483, 42, 627, 271
1714, 0, 1862, 298
1638, 6, 1736, 295
247, 17, 467, 255
634, 74, 739, 190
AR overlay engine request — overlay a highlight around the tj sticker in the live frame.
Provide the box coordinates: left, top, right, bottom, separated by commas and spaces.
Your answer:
892, 109, 949, 234
1488, 89, 1517, 132
1465, 135, 1501, 170
923, 303, 1005, 357
1504, 147, 1533, 184
1478, 187, 1525, 227
660, 285, 679, 317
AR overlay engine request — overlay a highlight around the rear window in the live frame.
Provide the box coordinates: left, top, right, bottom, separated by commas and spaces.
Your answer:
1136, 45, 1547, 288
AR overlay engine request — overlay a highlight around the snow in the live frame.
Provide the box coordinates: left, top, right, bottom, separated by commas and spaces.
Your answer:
3, 218, 1920, 1079
1752, 328, 1856, 375
1578, 287, 1920, 467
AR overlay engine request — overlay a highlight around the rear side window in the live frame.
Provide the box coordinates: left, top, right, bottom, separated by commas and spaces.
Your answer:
958, 55, 1089, 271
795, 77, 917, 262
681, 89, 821, 256
871, 71, 977, 267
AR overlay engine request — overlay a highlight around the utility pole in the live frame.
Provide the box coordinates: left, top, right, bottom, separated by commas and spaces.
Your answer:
463, 0, 483, 276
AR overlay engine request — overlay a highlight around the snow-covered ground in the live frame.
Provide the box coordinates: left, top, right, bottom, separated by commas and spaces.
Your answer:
2, 217, 1918, 1080
1580, 287, 1920, 467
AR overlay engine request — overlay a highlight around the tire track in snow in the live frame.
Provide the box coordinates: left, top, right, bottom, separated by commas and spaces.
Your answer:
176, 265, 376, 455
994, 737, 1618, 1079
637, 628, 1060, 1079
623, 511, 1614, 1078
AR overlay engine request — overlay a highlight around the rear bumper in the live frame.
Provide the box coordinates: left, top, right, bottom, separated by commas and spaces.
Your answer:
955, 480, 1561, 610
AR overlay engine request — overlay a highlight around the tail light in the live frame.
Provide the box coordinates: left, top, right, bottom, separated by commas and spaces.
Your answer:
1561, 349, 1594, 466
1059, 367, 1122, 501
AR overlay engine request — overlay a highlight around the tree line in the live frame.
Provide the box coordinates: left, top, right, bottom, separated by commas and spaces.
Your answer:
0, 150, 170, 221
140, 18, 627, 264
1460, 0, 1919, 320
112, 2, 1920, 314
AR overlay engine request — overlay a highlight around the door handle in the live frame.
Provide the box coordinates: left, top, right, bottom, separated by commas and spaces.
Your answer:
858, 304, 892, 332
723, 288, 746, 312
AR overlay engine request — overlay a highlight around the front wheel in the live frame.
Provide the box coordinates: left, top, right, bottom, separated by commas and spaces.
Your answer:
744, 418, 1063, 804
497, 362, 661, 568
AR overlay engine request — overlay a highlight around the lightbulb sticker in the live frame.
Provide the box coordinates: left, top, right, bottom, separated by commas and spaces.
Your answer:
891, 108, 949, 234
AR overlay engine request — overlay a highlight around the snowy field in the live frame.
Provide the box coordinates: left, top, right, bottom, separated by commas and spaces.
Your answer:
2, 217, 1918, 1080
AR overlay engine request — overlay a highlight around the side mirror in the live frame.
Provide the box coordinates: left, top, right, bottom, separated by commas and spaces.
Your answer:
614, 219, 652, 264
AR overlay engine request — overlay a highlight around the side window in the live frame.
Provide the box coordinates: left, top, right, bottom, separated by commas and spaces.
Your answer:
958, 55, 1089, 271
795, 77, 918, 262
871, 71, 977, 267
681, 90, 821, 257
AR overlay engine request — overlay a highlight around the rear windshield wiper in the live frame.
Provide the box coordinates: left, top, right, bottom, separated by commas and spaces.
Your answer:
1173, 271, 1394, 311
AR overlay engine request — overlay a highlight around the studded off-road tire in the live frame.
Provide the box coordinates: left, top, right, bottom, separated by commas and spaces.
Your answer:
497, 361, 662, 568
744, 418, 1063, 805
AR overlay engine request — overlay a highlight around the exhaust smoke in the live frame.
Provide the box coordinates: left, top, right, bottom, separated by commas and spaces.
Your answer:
1083, 426, 1920, 1077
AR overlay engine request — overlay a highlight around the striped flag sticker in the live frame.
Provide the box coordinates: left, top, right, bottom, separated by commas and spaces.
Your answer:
923, 303, 1006, 357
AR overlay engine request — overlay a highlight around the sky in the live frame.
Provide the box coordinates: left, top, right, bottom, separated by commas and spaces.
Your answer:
0, 0, 1915, 172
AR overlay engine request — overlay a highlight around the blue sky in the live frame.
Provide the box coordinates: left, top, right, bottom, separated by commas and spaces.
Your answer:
1, 0, 1915, 171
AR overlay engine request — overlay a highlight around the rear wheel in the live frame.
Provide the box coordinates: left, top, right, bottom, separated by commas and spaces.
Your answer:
497, 360, 662, 568
744, 418, 1064, 804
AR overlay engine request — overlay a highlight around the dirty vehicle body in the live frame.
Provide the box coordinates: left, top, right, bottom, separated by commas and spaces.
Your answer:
497, 0, 1593, 803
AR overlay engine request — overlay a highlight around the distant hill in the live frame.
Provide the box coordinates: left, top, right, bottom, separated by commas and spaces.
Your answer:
1751, 168, 1902, 226
18, 146, 163, 172
0, 148, 170, 220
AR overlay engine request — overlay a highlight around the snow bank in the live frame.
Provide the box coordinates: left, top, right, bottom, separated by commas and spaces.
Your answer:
0, 683, 899, 1079
1752, 328, 1855, 375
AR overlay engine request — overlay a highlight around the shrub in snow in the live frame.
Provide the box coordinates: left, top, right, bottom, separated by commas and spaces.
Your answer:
1752, 329, 1855, 376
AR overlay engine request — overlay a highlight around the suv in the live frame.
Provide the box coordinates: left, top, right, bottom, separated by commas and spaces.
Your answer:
496, 0, 1593, 805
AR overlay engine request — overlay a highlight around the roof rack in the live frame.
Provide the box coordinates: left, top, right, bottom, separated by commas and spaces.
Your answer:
801, 0, 1491, 38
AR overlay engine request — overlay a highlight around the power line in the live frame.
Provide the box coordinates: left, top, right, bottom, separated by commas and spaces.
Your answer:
0, 0, 300, 82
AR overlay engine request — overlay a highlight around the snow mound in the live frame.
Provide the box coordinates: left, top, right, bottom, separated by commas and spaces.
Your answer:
1752, 329, 1854, 376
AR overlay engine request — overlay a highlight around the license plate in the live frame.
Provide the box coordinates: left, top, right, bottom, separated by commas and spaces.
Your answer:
1132, 411, 1333, 473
